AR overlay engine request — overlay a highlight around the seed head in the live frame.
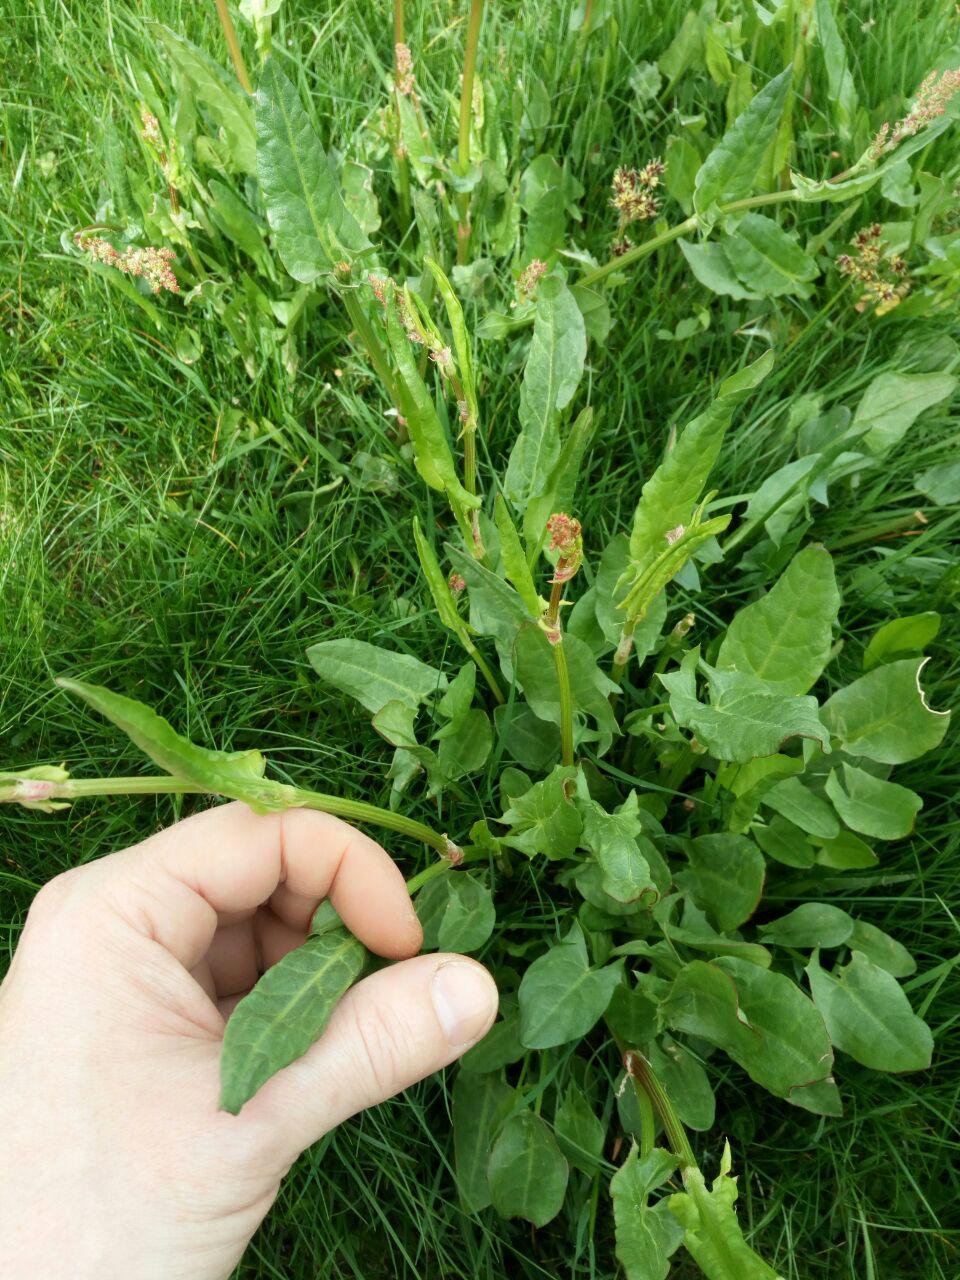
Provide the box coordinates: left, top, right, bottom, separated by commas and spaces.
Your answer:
517, 258, 548, 300
546, 512, 583, 583
610, 161, 662, 226
869, 68, 960, 159
140, 108, 163, 149
75, 234, 180, 295
395, 42, 415, 96
448, 571, 467, 594
836, 225, 912, 316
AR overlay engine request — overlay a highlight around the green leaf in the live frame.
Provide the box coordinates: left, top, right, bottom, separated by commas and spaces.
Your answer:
487, 1110, 569, 1226
759, 903, 854, 949
812, 829, 878, 869
513, 625, 620, 754
571, 284, 612, 344
504, 277, 587, 512
847, 921, 916, 978
383, 294, 478, 526
821, 658, 950, 764
658, 910, 773, 969
412, 517, 468, 636
453, 1072, 515, 1213
208, 179, 271, 269
555, 1085, 606, 1173
660, 651, 830, 763
852, 371, 956, 456
762, 775, 840, 839
649, 1036, 716, 1131
579, 793, 657, 905
864, 613, 941, 671
417, 869, 496, 952
629, 352, 773, 570
806, 951, 932, 1072
611, 1146, 684, 1280
666, 135, 702, 214
518, 924, 622, 1049
824, 764, 921, 839
914, 459, 960, 506
680, 238, 759, 300
306, 638, 445, 715
693, 68, 792, 220
220, 928, 366, 1113
494, 703, 561, 770
721, 214, 818, 298
447, 543, 528, 673
753, 816, 817, 868
341, 158, 380, 234
425, 258, 478, 422
494, 496, 540, 615
678, 834, 765, 931
522, 406, 597, 553
717, 546, 839, 694
595, 534, 667, 652
255, 60, 368, 279
606, 982, 659, 1046
437, 707, 492, 780
618, 515, 732, 624
662, 958, 835, 1109
814, 0, 859, 141
156, 27, 257, 173
55, 678, 285, 812
502, 764, 583, 860
667, 1144, 783, 1279
461, 1013, 527, 1074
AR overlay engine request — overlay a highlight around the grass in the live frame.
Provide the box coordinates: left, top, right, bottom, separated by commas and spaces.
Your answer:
2, 0, 959, 1275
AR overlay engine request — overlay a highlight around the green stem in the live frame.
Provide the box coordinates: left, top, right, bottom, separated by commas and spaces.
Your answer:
2, 774, 454, 858
461, 633, 506, 704
213, 0, 253, 94
294, 788, 453, 855
341, 288, 399, 405
624, 1050, 697, 1170
579, 189, 799, 290
404, 846, 487, 895
610, 617, 637, 686
455, 0, 484, 265
553, 638, 575, 766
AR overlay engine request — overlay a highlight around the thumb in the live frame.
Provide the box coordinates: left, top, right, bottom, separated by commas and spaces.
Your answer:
250, 953, 498, 1160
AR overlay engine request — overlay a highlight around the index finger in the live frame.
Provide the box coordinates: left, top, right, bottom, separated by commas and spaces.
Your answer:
99, 801, 422, 969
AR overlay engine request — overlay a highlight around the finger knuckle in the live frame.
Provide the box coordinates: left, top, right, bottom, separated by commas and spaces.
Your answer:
27, 867, 87, 928
347, 999, 409, 1096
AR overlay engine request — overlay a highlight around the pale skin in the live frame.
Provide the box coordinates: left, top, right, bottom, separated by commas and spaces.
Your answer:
0, 802, 499, 1279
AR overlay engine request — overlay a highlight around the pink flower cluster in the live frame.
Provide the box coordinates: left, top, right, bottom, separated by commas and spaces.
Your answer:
76, 234, 180, 295
546, 512, 583, 583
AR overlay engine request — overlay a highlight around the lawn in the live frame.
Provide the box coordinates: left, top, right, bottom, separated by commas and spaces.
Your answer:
2, 1, 959, 1276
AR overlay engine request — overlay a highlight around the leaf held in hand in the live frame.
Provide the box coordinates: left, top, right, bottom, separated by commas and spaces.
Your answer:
220, 928, 366, 1114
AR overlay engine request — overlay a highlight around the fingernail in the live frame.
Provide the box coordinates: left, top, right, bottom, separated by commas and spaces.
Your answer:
431, 960, 497, 1049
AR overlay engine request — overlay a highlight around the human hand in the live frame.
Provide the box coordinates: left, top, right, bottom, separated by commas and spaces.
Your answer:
0, 802, 498, 1279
